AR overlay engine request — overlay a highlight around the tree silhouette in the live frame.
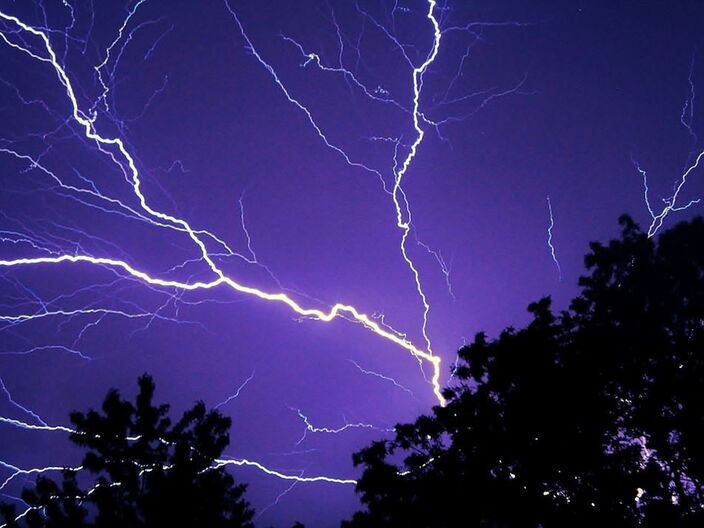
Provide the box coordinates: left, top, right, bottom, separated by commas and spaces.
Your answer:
344, 215, 704, 527
1, 375, 254, 527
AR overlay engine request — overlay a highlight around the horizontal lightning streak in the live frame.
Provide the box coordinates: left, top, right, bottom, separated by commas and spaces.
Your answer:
0, 345, 91, 361
0, 417, 354, 486
213, 458, 356, 485
0, 415, 73, 433
0, 463, 82, 491
291, 407, 391, 445
0, 254, 444, 403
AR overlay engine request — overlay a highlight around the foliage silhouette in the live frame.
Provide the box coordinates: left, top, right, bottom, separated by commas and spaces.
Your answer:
1, 375, 254, 528
344, 215, 704, 527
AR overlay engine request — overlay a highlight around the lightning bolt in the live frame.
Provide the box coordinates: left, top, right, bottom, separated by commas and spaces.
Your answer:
546, 195, 562, 281
0, 345, 92, 362
213, 457, 356, 485
215, 370, 256, 410
0, 462, 82, 492
92, 0, 149, 112
638, 153, 703, 238
416, 239, 455, 300
347, 358, 419, 401
0, 376, 48, 426
681, 52, 699, 168
290, 406, 392, 446
254, 475, 301, 521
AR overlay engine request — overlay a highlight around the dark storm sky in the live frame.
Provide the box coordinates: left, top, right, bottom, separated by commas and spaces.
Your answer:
1, 1, 703, 526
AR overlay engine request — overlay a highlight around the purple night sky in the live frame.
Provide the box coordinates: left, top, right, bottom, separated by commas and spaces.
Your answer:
0, 0, 703, 525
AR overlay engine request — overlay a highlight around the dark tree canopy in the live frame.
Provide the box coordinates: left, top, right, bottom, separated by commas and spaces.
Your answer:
1, 375, 254, 528
344, 215, 704, 527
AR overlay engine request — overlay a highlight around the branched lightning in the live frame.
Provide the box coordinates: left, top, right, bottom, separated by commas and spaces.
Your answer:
280, 33, 410, 116
0, 0, 532, 511
227, 0, 453, 382
416, 239, 455, 300
290, 406, 392, 446
222, 1, 391, 192
0, 254, 445, 402
0, 462, 82, 493
92, 0, 148, 112
635, 56, 703, 237
638, 152, 704, 239
0, 376, 48, 426
0, 9, 446, 406
0, 414, 354, 487
0, 4, 458, 504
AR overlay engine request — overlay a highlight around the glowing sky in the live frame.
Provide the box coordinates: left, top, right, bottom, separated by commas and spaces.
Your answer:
1, 1, 703, 525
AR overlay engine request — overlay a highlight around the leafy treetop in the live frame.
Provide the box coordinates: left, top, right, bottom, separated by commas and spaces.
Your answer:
1, 374, 255, 528
344, 215, 704, 528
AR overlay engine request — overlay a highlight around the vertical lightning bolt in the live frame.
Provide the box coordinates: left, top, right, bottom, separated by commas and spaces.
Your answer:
546, 195, 562, 281
681, 52, 699, 168
390, 0, 442, 361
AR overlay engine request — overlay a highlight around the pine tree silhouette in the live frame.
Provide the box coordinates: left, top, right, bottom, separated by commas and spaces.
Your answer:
1, 375, 254, 528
